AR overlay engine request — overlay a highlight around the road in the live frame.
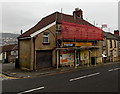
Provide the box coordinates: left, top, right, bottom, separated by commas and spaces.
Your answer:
2, 62, 120, 93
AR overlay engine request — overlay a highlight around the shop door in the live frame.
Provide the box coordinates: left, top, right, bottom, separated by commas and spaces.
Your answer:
91, 57, 96, 65
76, 49, 80, 65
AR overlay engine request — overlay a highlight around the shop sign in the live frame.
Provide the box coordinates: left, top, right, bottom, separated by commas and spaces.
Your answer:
63, 42, 75, 47
64, 44, 74, 47
75, 42, 92, 46
62, 42, 92, 47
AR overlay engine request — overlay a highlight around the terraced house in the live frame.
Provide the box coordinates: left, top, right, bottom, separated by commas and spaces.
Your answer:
18, 8, 103, 70
0, 44, 18, 63
103, 31, 120, 62
113, 30, 120, 61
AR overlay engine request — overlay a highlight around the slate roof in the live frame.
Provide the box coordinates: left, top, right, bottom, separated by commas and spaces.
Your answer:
0, 44, 18, 53
19, 12, 95, 38
103, 32, 119, 40
103, 32, 117, 39
112, 34, 120, 41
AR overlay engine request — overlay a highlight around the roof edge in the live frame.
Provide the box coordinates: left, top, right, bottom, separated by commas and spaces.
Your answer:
30, 21, 56, 37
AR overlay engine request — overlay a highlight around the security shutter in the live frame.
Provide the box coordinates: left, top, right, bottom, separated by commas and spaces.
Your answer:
36, 50, 52, 69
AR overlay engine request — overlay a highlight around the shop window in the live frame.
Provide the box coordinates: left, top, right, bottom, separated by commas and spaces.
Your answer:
110, 40, 112, 48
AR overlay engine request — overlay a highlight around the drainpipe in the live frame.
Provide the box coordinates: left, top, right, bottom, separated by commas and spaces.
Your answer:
93, 50, 97, 66
56, 50, 59, 69
30, 37, 34, 70
75, 48, 77, 68
87, 50, 90, 67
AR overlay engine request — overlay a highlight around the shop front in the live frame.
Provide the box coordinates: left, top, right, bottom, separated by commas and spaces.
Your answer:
59, 48, 81, 67
56, 41, 100, 68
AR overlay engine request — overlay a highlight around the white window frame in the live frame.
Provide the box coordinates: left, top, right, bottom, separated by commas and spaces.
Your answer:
43, 34, 49, 43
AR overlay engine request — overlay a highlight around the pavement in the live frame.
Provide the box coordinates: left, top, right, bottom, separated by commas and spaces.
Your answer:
1, 63, 77, 79
1, 61, 120, 80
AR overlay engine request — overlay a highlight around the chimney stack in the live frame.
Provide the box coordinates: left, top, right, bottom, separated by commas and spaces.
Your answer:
114, 30, 119, 36
73, 8, 83, 19
21, 29, 23, 35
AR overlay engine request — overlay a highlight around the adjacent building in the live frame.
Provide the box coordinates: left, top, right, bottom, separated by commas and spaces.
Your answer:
103, 32, 119, 62
118, 37, 120, 60
113, 30, 120, 61
0, 44, 18, 63
18, 8, 103, 70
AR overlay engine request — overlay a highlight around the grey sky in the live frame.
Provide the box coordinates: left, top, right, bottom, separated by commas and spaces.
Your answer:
1, 0, 119, 34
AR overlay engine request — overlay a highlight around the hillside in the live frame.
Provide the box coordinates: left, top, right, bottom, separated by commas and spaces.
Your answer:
0, 33, 20, 46
0, 33, 20, 38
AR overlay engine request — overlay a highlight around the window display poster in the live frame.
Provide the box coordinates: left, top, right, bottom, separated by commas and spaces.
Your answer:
60, 51, 74, 65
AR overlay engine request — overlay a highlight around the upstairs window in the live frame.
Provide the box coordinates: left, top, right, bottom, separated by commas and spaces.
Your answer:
102, 39, 106, 46
114, 40, 116, 48
43, 33, 49, 43
110, 40, 112, 48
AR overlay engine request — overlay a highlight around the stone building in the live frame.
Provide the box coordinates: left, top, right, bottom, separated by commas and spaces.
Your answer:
18, 8, 103, 70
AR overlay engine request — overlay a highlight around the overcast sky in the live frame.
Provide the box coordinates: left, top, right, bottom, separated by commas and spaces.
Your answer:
0, 0, 119, 34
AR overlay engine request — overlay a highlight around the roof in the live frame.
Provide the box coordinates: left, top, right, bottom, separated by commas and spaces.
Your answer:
19, 12, 95, 38
103, 32, 118, 40
0, 44, 18, 53
112, 34, 120, 41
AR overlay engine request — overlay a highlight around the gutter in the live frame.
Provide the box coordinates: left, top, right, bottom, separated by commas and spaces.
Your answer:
18, 37, 31, 40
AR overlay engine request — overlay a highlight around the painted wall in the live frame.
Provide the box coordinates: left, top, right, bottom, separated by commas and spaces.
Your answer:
19, 39, 31, 70
102, 38, 108, 56
52, 49, 57, 66
0, 53, 2, 61
35, 25, 56, 50
107, 39, 119, 61
34, 25, 56, 69
19, 25, 57, 70
80, 50, 89, 65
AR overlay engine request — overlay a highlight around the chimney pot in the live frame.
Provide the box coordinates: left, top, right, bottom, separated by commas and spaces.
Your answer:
73, 8, 83, 19
21, 29, 23, 35
114, 30, 119, 36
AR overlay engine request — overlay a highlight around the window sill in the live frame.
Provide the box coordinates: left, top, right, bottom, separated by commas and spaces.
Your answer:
42, 43, 50, 45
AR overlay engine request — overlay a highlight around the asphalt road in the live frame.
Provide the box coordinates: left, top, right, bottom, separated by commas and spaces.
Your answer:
2, 62, 120, 93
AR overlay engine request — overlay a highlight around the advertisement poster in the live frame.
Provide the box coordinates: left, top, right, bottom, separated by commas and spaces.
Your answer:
60, 50, 74, 65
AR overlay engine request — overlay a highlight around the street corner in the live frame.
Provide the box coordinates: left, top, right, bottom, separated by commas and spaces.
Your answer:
1, 72, 32, 79
0, 73, 18, 80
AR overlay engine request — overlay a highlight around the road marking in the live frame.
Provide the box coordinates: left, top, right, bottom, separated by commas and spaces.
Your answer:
108, 69, 114, 72
17, 86, 44, 94
108, 68, 120, 72
114, 68, 120, 70
69, 72, 100, 82
87, 72, 100, 77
